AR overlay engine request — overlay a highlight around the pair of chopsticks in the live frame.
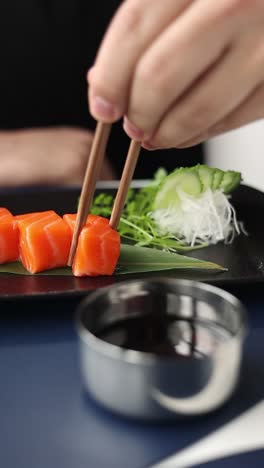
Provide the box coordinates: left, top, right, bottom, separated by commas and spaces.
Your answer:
68, 122, 141, 265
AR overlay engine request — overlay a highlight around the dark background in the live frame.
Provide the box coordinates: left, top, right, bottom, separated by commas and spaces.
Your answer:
0, 0, 203, 178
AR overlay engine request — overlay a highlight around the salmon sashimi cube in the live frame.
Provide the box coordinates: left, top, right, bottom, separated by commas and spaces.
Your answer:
73, 222, 120, 277
16, 211, 72, 273
63, 213, 109, 234
64, 213, 120, 276
0, 207, 19, 263
15, 211, 55, 222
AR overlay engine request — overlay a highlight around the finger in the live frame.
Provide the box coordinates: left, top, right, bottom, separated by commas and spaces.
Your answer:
149, 34, 264, 149
178, 83, 264, 147
125, 0, 247, 139
88, 0, 193, 122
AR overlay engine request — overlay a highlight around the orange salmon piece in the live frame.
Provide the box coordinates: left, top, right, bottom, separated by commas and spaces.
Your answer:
0, 207, 19, 263
16, 211, 72, 273
63, 213, 120, 276
63, 213, 109, 234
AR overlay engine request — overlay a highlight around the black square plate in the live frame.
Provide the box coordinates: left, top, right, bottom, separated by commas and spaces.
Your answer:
0, 183, 263, 300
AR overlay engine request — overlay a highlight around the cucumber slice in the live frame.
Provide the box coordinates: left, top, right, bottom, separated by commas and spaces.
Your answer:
212, 168, 224, 190
220, 171, 241, 193
197, 165, 214, 191
153, 165, 241, 211
153, 167, 202, 210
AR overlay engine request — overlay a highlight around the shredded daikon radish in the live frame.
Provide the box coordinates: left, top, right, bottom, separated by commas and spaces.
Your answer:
151, 189, 241, 247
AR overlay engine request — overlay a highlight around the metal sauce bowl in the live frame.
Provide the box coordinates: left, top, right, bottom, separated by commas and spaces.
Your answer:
76, 279, 247, 421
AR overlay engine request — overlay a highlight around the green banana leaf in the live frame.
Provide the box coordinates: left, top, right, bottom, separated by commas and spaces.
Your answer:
0, 244, 226, 276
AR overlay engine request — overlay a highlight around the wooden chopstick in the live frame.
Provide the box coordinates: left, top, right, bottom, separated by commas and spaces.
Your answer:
67, 121, 111, 266
109, 140, 141, 230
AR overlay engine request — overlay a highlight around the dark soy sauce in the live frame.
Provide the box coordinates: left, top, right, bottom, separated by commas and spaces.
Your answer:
97, 315, 231, 358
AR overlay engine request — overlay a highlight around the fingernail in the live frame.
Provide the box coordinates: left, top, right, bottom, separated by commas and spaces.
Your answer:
86, 67, 95, 83
90, 95, 119, 121
177, 133, 209, 148
142, 141, 157, 151
123, 118, 145, 140
177, 140, 195, 148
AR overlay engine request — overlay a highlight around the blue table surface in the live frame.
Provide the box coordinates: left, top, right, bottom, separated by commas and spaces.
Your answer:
0, 284, 263, 468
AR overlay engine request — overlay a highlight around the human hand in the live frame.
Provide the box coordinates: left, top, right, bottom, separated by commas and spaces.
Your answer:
88, 0, 264, 149
0, 127, 115, 186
